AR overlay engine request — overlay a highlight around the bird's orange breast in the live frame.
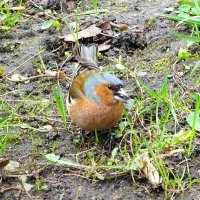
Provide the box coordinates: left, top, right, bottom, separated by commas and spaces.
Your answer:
68, 97, 124, 131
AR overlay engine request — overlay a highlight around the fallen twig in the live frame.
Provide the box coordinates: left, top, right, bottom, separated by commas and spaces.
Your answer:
2, 6, 25, 11
0, 186, 22, 194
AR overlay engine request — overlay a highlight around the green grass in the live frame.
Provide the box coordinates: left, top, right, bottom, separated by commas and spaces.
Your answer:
134, 75, 192, 196
0, 0, 22, 32
0, 135, 8, 154
161, 0, 200, 84
0, 94, 31, 154
0, 88, 53, 155
187, 93, 200, 156
92, 0, 98, 11
52, 85, 67, 127
190, 60, 200, 77
160, 0, 200, 44
159, 1, 200, 114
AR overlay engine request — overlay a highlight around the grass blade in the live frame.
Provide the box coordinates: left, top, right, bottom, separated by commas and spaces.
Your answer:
170, 31, 200, 42
160, 14, 200, 27
52, 85, 67, 126
187, 93, 200, 156
140, 81, 158, 98
190, 59, 200, 77
160, 72, 169, 98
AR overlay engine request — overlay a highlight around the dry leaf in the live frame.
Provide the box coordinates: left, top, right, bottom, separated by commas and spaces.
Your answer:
161, 149, 185, 158
22, 182, 34, 192
66, 1, 76, 11
4, 160, 20, 172
164, 7, 174, 12
98, 43, 111, 52
41, 99, 50, 104
8, 74, 29, 83
97, 20, 111, 30
45, 70, 57, 77
0, 159, 9, 170
135, 153, 162, 186
64, 24, 102, 42
19, 175, 34, 192
106, 30, 115, 37
40, 125, 53, 132
58, 71, 67, 78
118, 24, 129, 31
110, 22, 129, 31
171, 130, 192, 145
136, 71, 148, 77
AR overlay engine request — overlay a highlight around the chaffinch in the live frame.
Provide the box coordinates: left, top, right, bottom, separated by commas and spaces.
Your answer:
67, 44, 128, 131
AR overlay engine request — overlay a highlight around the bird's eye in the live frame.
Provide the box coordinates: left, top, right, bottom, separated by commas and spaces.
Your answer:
108, 85, 114, 90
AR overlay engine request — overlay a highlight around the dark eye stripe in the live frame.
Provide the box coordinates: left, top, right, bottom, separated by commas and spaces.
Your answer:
115, 84, 123, 90
117, 84, 123, 88
108, 84, 124, 91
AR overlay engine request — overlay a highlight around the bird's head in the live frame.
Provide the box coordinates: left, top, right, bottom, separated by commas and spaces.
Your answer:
84, 72, 129, 105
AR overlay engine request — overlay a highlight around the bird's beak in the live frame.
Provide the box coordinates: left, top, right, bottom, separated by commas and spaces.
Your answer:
114, 88, 129, 103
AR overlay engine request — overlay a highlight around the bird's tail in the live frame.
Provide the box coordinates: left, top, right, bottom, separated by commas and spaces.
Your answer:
77, 44, 98, 68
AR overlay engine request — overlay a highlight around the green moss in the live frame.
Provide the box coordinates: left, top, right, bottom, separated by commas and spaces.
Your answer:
153, 57, 172, 71
148, 17, 155, 26
0, 81, 8, 92
0, 66, 5, 77
2, 41, 18, 52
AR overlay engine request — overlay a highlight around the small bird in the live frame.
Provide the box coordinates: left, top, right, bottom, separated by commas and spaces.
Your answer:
67, 44, 128, 131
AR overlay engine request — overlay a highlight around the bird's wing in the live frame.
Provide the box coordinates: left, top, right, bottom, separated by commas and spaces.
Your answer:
67, 44, 100, 104
69, 69, 98, 99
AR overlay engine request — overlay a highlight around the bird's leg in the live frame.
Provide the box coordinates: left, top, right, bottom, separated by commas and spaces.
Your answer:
80, 129, 85, 144
104, 129, 113, 152
108, 130, 113, 153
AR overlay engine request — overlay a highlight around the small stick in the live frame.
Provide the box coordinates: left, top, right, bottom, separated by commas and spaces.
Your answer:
2, 6, 25, 11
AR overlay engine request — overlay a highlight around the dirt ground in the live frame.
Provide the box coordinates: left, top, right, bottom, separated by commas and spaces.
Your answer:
0, 0, 200, 199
